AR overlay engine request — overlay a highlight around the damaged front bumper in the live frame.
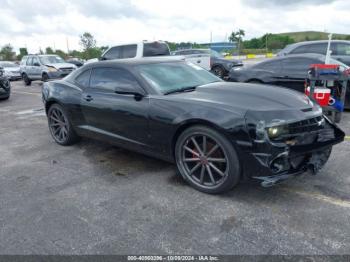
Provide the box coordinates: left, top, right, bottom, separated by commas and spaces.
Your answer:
240, 115, 345, 187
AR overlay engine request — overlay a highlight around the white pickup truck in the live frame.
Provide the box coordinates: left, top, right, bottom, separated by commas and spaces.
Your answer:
87, 41, 211, 71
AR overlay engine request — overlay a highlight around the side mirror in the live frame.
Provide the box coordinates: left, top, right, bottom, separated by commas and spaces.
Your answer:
114, 84, 145, 101
33, 62, 40, 67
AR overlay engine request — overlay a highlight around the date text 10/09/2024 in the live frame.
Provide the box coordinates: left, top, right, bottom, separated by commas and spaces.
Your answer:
127, 255, 219, 261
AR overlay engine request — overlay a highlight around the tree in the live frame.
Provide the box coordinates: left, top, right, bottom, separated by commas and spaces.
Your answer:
55, 49, 67, 59
45, 47, 54, 54
0, 44, 15, 61
17, 47, 28, 60
229, 29, 245, 55
79, 32, 96, 50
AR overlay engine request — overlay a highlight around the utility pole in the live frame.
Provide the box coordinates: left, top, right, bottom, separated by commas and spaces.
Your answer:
266, 33, 268, 54
66, 37, 70, 55
210, 31, 213, 48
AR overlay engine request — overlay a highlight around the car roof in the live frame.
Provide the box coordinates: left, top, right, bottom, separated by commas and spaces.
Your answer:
175, 49, 210, 52
265, 53, 326, 62
86, 57, 185, 67
287, 39, 350, 48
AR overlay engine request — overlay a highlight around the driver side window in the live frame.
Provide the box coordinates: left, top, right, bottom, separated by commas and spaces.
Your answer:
90, 67, 141, 92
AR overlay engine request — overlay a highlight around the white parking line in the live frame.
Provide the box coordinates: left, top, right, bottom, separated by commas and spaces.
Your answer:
281, 187, 350, 208
12, 91, 41, 96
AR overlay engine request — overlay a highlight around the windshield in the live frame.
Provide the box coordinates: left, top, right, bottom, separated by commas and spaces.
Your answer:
0, 62, 17, 68
210, 50, 224, 58
136, 62, 222, 94
39, 55, 65, 65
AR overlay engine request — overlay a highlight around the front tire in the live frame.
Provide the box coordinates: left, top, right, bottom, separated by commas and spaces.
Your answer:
42, 73, 49, 82
175, 126, 241, 194
47, 104, 80, 146
22, 73, 31, 86
212, 66, 225, 78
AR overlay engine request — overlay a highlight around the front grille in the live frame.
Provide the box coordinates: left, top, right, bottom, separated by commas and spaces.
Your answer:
288, 116, 324, 134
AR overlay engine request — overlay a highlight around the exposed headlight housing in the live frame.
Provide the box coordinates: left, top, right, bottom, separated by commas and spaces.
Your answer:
267, 125, 289, 139
47, 67, 58, 72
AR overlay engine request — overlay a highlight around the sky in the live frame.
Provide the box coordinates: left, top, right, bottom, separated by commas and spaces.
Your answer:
0, 0, 349, 53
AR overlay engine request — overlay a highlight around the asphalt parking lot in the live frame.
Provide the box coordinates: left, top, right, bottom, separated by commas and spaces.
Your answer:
0, 80, 350, 255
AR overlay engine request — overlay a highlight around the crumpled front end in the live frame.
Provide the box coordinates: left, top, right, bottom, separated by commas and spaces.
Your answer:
240, 108, 345, 186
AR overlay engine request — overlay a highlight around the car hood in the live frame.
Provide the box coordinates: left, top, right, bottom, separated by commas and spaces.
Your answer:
3, 66, 20, 72
45, 63, 76, 69
164, 82, 321, 122
215, 57, 242, 64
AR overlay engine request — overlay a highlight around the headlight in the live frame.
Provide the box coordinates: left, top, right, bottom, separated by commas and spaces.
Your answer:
267, 125, 288, 139
226, 62, 234, 68
47, 67, 58, 72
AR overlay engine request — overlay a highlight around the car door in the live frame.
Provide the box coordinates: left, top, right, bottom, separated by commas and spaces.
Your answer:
184, 50, 211, 70
333, 42, 350, 66
31, 56, 42, 80
25, 56, 34, 77
278, 58, 318, 93
252, 60, 282, 85
80, 67, 150, 148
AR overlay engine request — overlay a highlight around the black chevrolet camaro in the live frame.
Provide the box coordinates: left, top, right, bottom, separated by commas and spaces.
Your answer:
42, 58, 345, 194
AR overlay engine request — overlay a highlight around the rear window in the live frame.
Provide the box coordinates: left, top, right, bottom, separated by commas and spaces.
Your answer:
143, 42, 170, 57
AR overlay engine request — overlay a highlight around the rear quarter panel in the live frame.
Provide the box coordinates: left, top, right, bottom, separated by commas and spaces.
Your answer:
43, 80, 85, 128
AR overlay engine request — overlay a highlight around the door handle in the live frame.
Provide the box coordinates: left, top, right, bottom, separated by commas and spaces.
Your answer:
197, 60, 201, 63
83, 94, 93, 102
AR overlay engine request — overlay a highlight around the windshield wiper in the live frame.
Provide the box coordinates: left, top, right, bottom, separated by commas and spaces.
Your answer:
164, 86, 198, 95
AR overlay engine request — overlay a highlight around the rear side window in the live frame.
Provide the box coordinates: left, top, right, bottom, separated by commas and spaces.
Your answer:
290, 45, 311, 54
75, 69, 91, 87
103, 46, 122, 60
143, 42, 170, 57
121, 45, 137, 59
335, 43, 350, 55
90, 67, 141, 92
307, 43, 327, 54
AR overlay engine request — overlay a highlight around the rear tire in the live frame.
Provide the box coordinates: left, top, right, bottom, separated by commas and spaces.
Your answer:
334, 112, 342, 123
22, 73, 31, 86
175, 125, 241, 194
212, 66, 225, 78
47, 103, 80, 146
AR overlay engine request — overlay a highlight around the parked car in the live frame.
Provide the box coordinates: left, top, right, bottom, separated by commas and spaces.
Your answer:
228, 53, 350, 108
0, 61, 21, 80
101, 41, 171, 60
42, 58, 344, 194
20, 54, 77, 85
277, 40, 350, 66
173, 49, 242, 78
66, 58, 84, 67
0, 67, 11, 100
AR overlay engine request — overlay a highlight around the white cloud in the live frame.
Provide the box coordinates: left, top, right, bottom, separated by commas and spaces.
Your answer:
0, 0, 348, 54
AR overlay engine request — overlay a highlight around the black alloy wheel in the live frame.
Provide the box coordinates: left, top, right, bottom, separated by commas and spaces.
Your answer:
23, 73, 31, 86
48, 104, 80, 146
175, 126, 240, 194
42, 73, 49, 82
212, 66, 225, 78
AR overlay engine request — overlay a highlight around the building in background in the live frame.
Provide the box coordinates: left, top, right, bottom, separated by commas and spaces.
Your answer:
202, 42, 236, 53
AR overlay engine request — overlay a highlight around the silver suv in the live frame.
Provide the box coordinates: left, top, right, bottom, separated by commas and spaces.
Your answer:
20, 54, 77, 85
